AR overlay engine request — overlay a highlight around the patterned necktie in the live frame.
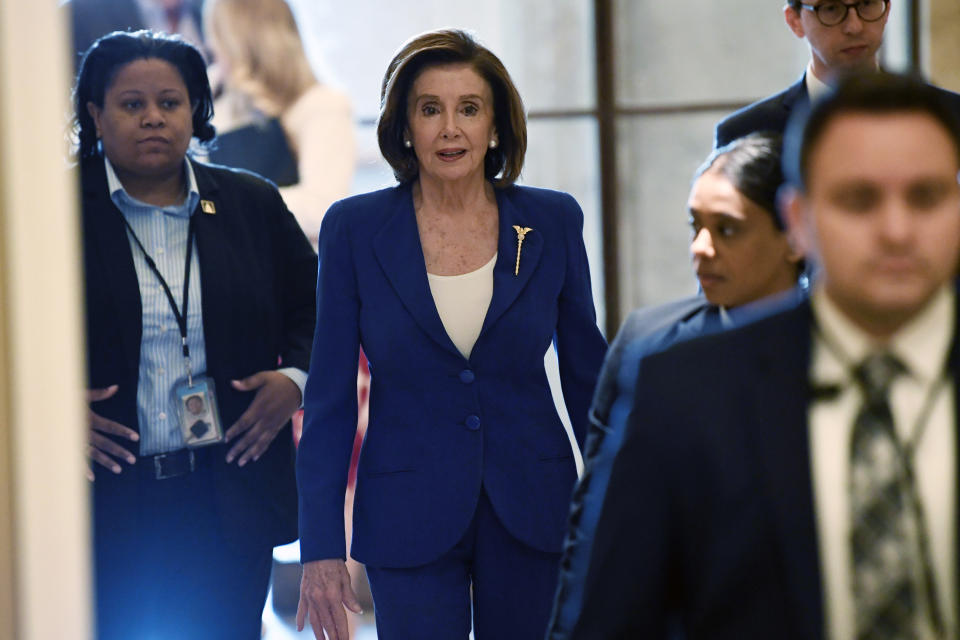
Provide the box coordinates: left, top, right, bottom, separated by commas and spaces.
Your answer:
849, 352, 942, 639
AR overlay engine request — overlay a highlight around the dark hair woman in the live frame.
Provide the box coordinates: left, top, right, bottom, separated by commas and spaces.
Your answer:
690, 132, 802, 308
74, 30, 317, 639
549, 131, 806, 637
295, 28, 607, 640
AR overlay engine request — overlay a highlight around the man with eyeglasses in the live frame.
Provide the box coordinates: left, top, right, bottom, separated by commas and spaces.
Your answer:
715, 0, 960, 148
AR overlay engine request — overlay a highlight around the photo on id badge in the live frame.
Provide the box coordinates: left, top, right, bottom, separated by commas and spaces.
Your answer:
175, 377, 223, 448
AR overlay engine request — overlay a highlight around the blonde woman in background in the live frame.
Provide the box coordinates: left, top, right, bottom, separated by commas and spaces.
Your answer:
204, 0, 354, 246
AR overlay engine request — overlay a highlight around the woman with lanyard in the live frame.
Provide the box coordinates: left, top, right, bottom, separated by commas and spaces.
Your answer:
75, 30, 317, 639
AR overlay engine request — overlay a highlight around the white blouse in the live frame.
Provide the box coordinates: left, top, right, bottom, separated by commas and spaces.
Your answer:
427, 253, 497, 359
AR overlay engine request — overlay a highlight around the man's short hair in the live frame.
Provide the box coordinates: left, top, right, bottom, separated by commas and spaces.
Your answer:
786, 0, 801, 9
783, 72, 960, 190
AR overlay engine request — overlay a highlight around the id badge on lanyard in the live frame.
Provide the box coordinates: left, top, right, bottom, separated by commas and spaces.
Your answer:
122, 210, 224, 448
173, 375, 223, 447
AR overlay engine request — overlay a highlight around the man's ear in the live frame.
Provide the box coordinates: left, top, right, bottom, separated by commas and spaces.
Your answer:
780, 185, 813, 258
86, 101, 103, 138
784, 4, 806, 39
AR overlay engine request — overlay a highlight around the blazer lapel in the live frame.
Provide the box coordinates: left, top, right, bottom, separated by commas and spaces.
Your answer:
479, 187, 542, 336
82, 161, 143, 373
783, 74, 810, 113
672, 306, 719, 344
188, 164, 231, 375
748, 303, 825, 640
372, 186, 462, 358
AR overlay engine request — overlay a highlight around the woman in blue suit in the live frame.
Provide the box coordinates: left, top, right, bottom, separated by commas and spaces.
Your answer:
296, 28, 607, 640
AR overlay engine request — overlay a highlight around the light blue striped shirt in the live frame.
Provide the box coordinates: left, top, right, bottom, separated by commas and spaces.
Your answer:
105, 157, 306, 455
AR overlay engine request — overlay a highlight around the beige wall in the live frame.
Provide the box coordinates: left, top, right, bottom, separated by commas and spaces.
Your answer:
0, 3, 92, 640
926, 0, 960, 92
0, 109, 13, 640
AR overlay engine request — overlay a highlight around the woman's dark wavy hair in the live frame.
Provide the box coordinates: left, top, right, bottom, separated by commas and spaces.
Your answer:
377, 29, 527, 187
73, 30, 215, 159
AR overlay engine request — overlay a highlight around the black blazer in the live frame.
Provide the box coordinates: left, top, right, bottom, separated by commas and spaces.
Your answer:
714, 74, 809, 148
568, 296, 960, 639
714, 72, 960, 148
81, 157, 317, 549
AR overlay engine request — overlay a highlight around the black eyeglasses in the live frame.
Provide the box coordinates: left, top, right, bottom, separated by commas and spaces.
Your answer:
798, 0, 888, 27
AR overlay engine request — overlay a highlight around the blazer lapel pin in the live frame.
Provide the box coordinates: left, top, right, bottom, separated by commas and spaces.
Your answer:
200, 199, 216, 214
512, 225, 533, 276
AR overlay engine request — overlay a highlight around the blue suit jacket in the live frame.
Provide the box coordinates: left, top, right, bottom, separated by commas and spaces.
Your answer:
297, 182, 607, 568
565, 296, 960, 639
715, 72, 960, 148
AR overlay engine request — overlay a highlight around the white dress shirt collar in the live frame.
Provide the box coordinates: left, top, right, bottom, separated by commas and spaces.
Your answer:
811, 284, 955, 385
805, 61, 833, 102
104, 155, 200, 217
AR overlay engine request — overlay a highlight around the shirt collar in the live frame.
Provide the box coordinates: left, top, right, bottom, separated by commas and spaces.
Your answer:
805, 59, 882, 100
804, 61, 833, 101
718, 305, 733, 328
724, 283, 808, 327
812, 283, 955, 385
104, 155, 200, 218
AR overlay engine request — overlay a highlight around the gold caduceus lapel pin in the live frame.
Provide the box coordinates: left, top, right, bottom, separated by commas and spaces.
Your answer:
512, 225, 533, 276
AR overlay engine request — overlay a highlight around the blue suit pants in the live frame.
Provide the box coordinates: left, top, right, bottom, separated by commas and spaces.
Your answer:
365, 488, 561, 639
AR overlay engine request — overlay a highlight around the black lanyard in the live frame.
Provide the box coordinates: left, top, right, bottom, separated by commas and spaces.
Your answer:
119, 210, 198, 385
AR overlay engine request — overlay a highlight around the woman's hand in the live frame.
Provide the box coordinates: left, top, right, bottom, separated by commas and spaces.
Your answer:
224, 371, 301, 465
296, 559, 362, 640
87, 385, 138, 481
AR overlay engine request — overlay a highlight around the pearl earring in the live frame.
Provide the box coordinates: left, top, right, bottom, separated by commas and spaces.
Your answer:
489, 139, 498, 149
404, 139, 412, 148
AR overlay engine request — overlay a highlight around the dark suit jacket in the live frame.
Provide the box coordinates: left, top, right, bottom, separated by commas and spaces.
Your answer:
589, 296, 716, 431
714, 72, 960, 148
81, 156, 317, 551
207, 118, 299, 188
548, 296, 713, 637
714, 74, 809, 148
549, 287, 808, 638
566, 296, 960, 639
296, 182, 607, 568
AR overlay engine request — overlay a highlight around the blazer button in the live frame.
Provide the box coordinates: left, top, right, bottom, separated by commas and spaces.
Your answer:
459, 369, 475, 384
465, 415, 481, 431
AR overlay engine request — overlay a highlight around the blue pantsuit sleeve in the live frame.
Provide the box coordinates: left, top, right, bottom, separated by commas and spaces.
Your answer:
297, 201, 361, 562
554, 194, 608, 449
